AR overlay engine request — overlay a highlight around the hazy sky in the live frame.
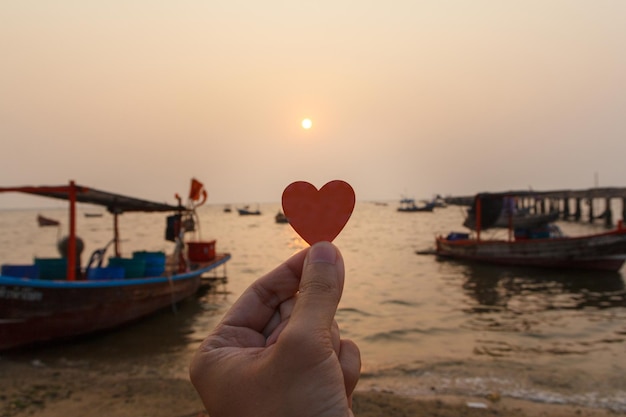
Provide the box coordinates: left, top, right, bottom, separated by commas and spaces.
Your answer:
2, 1, 625, 208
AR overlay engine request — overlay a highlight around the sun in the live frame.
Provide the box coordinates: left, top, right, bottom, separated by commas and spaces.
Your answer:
301, 118, 312, 129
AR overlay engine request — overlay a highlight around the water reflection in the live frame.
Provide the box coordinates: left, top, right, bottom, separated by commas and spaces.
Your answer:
448, 264, 626, 364
459, 264, 625, 313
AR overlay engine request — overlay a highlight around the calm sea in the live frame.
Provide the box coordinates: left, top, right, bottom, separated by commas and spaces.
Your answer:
1, 202, 625, 411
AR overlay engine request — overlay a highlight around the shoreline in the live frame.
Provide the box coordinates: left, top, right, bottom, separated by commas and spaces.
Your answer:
0, 358, 615, 417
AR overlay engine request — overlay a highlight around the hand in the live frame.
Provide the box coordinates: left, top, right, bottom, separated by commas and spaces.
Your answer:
189, 241, 361, 417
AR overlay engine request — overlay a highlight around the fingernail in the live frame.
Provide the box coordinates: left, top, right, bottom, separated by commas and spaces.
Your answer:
308, 242, 337, 265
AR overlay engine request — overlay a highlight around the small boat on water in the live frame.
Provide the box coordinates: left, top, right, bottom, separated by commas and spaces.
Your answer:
237, 205, 261, 215
434, 192, 626, 271
397, 198, 434, 212
0, 179, 231, 351
37, 214, 60, 227
275, 211, 288, 224
84, 212, 103, 218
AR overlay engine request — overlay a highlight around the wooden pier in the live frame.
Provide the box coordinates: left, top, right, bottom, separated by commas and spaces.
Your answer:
445, 187, 626, 228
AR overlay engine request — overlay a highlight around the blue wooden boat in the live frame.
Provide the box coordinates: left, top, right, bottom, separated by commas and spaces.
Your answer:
0, 179, 231, 350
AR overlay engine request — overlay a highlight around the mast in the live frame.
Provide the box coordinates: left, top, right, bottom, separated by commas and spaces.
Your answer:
67, 180, 77, 281
475, 195, 482, 241
507, 197, 514, 242
113, 212, 121, 257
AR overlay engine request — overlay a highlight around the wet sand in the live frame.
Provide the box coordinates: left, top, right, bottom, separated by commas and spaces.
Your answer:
0, 357, 615, 417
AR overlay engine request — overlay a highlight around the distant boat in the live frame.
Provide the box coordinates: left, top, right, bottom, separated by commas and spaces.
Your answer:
37, 214, 60, 227
428, 195, 448, 208
397, 198, 434, 212
237, 205, 261, 215
223, 205, 232, 213
84, 213, 103, 218
275, 211, 288, 223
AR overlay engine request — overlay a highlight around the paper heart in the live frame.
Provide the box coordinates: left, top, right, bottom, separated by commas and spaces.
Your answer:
282, 180, 355, 245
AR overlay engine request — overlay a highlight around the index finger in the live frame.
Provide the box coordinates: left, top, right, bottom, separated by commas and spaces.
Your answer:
220, 247, 309, 332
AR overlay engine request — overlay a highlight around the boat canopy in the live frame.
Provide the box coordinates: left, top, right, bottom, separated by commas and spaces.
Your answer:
0, 184, 184, 214
467, 194, 505, 230
0, 181, 193, 282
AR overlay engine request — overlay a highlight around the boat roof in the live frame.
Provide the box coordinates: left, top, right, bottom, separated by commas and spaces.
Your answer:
474, 190, 566, 200
0, 183, 185, 213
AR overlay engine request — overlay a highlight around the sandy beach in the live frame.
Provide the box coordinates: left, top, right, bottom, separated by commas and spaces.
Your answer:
0, 357, 616, 417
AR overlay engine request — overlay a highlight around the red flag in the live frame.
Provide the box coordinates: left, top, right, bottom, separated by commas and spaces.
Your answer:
189, 178, 204, 201
189, 178, 208, 206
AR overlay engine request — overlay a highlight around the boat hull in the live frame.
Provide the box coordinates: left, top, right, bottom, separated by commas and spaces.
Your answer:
435, 229, 626, 271
0, 254, 230, 350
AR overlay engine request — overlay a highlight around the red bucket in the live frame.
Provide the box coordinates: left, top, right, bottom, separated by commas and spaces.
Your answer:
187, 240, 216, 262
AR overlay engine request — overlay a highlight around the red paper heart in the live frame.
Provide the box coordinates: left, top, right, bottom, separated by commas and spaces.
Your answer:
282, 180, 355, 245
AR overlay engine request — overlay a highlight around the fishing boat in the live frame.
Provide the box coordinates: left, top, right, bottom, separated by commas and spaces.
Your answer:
84, 212, 103, 218
237, 205, 261, 215
0, 179, 231, 350
37, 214, 60, 227
434, 192, 626, 271
275, 211, 288, 224
397, 198, 434, 212
429, 197, 447, 209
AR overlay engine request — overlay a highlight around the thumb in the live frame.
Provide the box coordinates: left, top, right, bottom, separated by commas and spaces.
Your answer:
288, 241, 345, 334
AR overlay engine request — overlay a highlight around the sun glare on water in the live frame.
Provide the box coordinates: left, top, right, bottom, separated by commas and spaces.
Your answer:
301, 118, 312, 129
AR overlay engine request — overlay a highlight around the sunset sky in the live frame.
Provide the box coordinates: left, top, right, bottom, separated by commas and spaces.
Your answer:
2, 1, 625, 208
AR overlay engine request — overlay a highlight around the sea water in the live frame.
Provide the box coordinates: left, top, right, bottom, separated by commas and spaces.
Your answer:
1, 203, 625, 411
